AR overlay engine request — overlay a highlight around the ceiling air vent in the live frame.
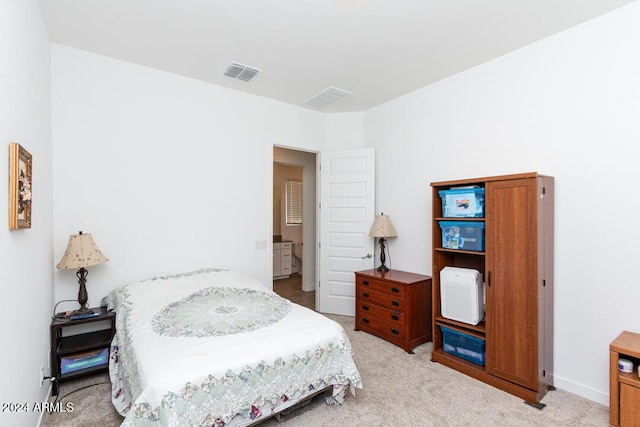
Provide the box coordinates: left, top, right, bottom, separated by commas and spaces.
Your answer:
224, 62, 261, 82
303, 86, 353, 109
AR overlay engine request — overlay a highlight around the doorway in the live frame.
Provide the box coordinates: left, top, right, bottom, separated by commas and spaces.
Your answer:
273, 147, 317, 310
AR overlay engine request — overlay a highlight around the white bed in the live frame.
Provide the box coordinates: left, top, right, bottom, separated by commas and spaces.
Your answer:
105, 268, 362, 426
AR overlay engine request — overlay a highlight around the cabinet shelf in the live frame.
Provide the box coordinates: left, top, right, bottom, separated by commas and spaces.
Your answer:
57, 329, 113, 355
435, 316, 485, 337
619, 371, 640, 388
432, 348, 486, 372
435, 248, 485, 256
434, 217, 484, 222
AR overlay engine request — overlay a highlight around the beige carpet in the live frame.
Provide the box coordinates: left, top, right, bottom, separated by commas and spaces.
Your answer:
42, 314, 609, 426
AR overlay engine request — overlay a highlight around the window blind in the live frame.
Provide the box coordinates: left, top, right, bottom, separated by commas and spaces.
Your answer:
286, 180, 302, 225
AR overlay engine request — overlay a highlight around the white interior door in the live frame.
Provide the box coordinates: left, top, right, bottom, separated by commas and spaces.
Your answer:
318, 148, 375, 315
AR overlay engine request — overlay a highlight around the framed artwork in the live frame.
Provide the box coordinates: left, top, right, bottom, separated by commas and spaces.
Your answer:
9, 142, 32, 230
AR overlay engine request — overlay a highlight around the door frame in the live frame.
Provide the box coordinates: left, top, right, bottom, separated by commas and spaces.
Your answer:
273, 146, 318, 295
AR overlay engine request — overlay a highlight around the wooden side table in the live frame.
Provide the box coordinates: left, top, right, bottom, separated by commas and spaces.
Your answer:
610, 330, 640, 426
50, 306, 116, 395
354, 269, 432, 353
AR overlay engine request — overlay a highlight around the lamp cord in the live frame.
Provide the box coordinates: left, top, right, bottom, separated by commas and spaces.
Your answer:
52, 299, 78, 320
385, 242, 392, 270
49, 379, 110, 411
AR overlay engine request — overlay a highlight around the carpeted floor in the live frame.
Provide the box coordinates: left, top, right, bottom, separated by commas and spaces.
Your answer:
41, 314, 610, 426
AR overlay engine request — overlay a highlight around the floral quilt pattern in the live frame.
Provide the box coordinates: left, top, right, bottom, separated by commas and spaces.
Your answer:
152, 286, 291, 337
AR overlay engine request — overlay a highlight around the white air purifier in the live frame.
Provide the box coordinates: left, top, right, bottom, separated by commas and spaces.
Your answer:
440, 266, 484, 325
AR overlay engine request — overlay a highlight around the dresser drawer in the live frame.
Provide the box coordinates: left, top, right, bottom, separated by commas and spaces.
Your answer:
358, 302, 405, 326
357, 277, 406, 299
358, 315, 406, 340
358, 287, 406, 311
280, 265, 292, 275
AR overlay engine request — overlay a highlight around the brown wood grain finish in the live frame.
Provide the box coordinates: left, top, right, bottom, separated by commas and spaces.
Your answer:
431, 172, 554, 405
485, 178, 538, 389
620, 384, 640, 426
610, 331, 640, 426
355, 269, 432, 353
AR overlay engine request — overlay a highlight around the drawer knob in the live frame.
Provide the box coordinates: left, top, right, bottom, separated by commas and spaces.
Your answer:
363, 292, 370, 298
391, 287, 400, 293
362, 305, 369, 311
391, 314, 399, 321
392, 300, 399, 307
363, 318, 370, 324
391, 328, 399, 335
362, 280, 369, 286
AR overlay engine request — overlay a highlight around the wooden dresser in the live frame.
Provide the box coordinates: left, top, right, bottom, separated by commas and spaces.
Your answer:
354, 269, 432, 353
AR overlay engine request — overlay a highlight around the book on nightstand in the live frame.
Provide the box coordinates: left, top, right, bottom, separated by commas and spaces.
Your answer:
55, 311, 101, 321
69, 312, 101, 320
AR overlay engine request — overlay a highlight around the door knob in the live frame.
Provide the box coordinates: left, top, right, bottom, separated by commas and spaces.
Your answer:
361, 253, 373, 259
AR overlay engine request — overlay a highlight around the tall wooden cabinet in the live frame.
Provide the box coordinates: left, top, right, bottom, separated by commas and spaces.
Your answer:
430, 172, 554, 405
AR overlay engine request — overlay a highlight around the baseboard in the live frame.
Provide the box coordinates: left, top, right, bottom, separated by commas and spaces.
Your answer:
552, 375, 608, 406
302, 280, 315, 292
36, 382, 53, 426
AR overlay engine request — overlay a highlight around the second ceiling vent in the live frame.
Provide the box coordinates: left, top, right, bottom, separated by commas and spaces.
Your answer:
224, 62, 261, 82
303, 86, 353, 109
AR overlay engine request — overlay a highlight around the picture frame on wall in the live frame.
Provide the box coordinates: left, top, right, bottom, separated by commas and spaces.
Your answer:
9, 142, 32, 230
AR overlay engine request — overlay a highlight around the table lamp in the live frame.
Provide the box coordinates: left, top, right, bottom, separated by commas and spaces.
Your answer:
56, 231, 109, 315
369, 213, 397, 271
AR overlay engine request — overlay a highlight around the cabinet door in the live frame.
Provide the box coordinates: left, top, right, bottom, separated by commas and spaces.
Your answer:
485, 178, 538, 389
273, 246, 281, 276
281, 244, 292, 274
620, 383, 640, 427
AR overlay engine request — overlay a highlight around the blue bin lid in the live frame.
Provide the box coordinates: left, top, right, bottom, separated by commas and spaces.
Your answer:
438, 221, 485, 229
438, 187, 484, 196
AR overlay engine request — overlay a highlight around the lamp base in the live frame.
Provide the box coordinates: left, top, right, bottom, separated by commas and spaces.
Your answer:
376, 237, 390, 272
73, 267, 93, 316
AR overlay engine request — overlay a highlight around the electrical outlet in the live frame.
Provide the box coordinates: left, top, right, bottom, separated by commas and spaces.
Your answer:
39, 365, 45, 387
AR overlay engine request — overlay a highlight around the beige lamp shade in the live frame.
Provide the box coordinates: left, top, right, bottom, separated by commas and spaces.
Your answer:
56, 231, 109, 269
369, 213, 398, 238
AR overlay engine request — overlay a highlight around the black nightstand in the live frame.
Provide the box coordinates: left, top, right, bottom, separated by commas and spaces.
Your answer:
49, 306, 116, 395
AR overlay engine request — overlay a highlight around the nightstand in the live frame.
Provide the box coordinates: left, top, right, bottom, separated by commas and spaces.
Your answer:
354, 269, 432, 353
610, 330, 640, 426
50, 306, 116, 395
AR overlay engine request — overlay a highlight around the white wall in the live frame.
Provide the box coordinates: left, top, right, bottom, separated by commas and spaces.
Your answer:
324, 112, 365, 150
51, 45, 331, 304
0, 1, 53, 426
364, 2, 640, 405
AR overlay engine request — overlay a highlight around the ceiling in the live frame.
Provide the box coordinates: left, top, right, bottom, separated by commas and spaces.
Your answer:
38, 0, 635, 113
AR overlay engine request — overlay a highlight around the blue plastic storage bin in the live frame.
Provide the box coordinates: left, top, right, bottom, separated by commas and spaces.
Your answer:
439, 187, 485, 217
60, 348, 109, 374
440, 326, 485, 366
439, 221, 485, 251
